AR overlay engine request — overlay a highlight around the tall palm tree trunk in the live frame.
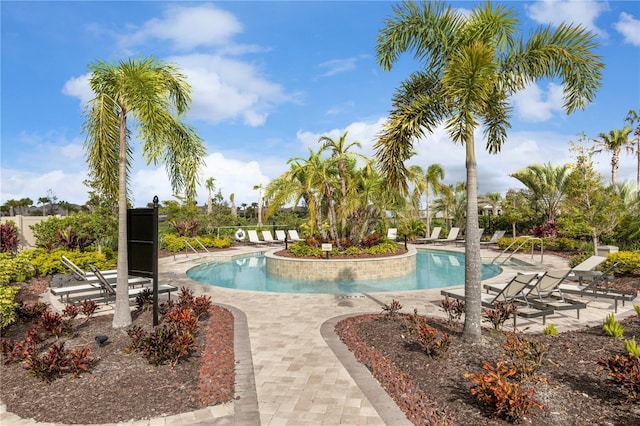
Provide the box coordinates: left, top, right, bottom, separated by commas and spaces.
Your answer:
463, 135, 482, 343
113, 110, 131, 328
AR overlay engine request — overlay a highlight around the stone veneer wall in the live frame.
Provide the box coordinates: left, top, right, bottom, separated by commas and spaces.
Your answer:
264, 247, 416, 282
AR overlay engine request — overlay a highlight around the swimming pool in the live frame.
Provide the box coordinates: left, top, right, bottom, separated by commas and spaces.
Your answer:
186, 250, 503, 294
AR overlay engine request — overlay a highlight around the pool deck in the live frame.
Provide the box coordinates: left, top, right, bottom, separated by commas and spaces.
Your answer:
2, 244, 637, 426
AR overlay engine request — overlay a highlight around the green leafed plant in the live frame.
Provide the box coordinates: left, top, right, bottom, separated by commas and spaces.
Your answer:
625, 338, 640, 357
603, 313, 625, 338
543, 324, 559, 336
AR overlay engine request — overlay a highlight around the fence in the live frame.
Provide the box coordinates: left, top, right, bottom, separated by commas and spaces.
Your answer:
1, 215, 60, 250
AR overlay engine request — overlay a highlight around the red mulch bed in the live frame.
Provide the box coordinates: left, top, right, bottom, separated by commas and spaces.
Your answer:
0, 277, 235, 424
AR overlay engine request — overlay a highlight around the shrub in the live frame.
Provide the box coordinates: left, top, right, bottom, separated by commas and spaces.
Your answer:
440, 296, 465, 324
604, 251, 640, 276
542, 324, 558, 336
626, 338, 640, 357
465, 357, 544, 423
634, 304, 640, 317
503, 332, 548, 382
366, 241, 399, 255
598, 353, 640, 402
0, 285, 20, 329
414, 323, 451, 359
287, 241, 323, 258
361, 233, 383, 248
482, 302, 517, 330
381, 299, 402, 319
0, 221, 19, 253
603, 313, 625, 338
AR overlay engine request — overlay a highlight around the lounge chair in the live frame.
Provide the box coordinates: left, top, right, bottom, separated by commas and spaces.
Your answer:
415, 227, 442, 244
558, 262, 636, 312
433, 227, 460, 244
287, 230, 304, 242
566, 255, 608, 284
387, 228, 398, 241
62, 255, 117, 281
486, 269, 586, 319
480, 230, 506, 247
50, 266, 151, 303
88, 265, 177, 304
262, 230, 282, 245
441, 273, 552, 326
275, 230, 288, 243
455, 228, 484, 247
247, 230, 268, 246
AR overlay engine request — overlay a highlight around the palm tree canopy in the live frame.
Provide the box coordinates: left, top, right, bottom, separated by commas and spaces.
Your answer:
374, 0, 603, 194
83, 57, 206, 201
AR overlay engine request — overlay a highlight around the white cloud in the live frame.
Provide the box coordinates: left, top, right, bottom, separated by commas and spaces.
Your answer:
614, 12, 640, 46
61, 74, 92, 104
316, 56, 367, 78
0, 169, 89, 205
510, 82, 565, 122
172, 53, 290, 126
525, 0, 608, 37
123, 4, 244, 52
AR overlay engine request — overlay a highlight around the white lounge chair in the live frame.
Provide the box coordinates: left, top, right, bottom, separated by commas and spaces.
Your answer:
262, 230, 282, 245
287, 230, 304, 242
247, 230, 268, 246
455, 228, 484, 246
433, 227, 460, 244
88, 265, 177, 304
275, 230, 288, 243
415, 227, 441, 244
50, 266, 151, 302
61, 255, 117, 281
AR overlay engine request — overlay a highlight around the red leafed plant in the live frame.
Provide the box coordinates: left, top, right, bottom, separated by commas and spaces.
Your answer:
465, 357, 544, 423
0, 222, 19, 253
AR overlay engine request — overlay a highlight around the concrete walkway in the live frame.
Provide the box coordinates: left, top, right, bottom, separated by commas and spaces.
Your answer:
1, 245, 637, 425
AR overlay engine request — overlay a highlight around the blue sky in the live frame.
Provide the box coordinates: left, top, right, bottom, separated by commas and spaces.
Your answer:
1, 0, 639, 208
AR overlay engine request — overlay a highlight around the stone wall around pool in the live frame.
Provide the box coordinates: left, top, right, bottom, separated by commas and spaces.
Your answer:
264, 247, 417, 282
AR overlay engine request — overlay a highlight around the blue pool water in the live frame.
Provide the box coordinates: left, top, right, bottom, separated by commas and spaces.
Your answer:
186, 250, 503, 294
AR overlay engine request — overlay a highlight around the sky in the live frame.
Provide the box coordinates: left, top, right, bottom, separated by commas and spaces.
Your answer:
1, 0, 639, 209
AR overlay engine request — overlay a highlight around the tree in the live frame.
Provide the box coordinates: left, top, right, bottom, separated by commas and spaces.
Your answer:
253, 183, 264, 226
592, 126, 633, 185
408, 163, 444, 235
501, 189, 535, 237
205, 177, 215, 215
37, 196, 50, 216
230, 193, 237, 217
560, 146, 624, 254
625, 109, 640, 192
510, 162, 571, 223
374, 1, 602, 342
83, 57, 205, 328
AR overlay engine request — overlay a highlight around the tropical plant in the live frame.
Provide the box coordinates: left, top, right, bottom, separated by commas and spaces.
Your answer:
592, 126, 633, 185
408, 163, 445, 235
510, 162, 571, 223
374, 0, 602, 342
83, 57, 206, 328
625, 109, 640, 191
205, 177, 215, 215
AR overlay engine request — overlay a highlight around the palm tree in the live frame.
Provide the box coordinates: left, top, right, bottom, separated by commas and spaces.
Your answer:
374, 1, 602, 342
625, 109, 640, 192
318, 131, 367, 234
230, 193, 237, 217
37, 196, 50, 216
408, 163, 444, 235
205, 177, 215, 215
241, 203, 247, 218
510, 162, 571, 223
592, 127, 633, 185
83, 57, 206, 328
253, 183, 264, 226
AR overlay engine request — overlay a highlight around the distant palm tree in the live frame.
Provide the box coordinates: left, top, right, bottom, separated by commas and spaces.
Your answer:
510, 163, 571, 222
241, 203, 247, 218
408, 163, 444, 235
205, 177, 215, 215
230, 193, 237, 217
83, 57, 205, 328
253, 183, 264, 226
37, 196, 50, 216
374, 1, 602, 342
593, 127, 633, 185
625, 109, 640, 191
